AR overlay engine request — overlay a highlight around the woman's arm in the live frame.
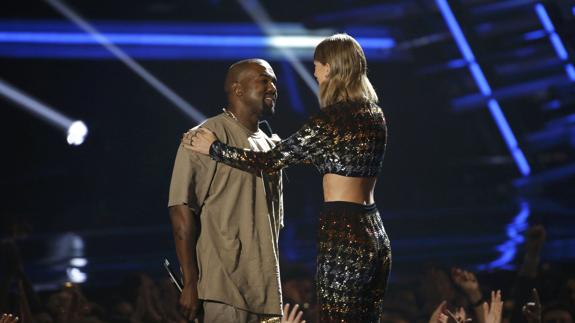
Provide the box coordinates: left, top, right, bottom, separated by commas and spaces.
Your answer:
184, 113, 328, 174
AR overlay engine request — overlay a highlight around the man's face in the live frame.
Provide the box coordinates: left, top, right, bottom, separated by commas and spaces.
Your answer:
240, 61, 278, 116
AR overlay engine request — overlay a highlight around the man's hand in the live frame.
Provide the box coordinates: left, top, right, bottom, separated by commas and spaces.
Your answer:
179, 282, 201, 322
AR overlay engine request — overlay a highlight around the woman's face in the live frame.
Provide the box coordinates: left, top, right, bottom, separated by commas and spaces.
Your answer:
314, 61, 330, 85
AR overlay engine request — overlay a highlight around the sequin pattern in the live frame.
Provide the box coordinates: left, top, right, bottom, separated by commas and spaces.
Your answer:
317, 202, 391, 323
209, 101, 387, 177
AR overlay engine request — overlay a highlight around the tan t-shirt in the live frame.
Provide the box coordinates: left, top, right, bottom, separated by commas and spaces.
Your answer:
168, 113, 284, 316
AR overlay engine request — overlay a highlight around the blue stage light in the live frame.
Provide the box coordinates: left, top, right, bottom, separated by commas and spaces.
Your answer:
238, 0, 320, 95
487, 99, 531, 176
522, 29, 546, 41
435, 0, 531, 176
0, 31, 394, 50
535, 3, 575, 81
478, 200, 530, 270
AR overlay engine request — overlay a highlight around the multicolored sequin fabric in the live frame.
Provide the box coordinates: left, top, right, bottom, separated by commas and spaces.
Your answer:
208, 101, 390, 322
209, 100, 387, 177
318, 201, 391, 323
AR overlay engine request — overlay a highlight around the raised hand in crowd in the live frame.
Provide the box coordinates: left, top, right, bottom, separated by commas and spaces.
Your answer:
520, 225, 546, 278
17, 280, 33, 323
525, 226, 546, 255
452, 268, 483, 305
452, 267, 485, 323
510, 225, 546, 322
0, 313, 19, 323
46, 283, 102, 323
429, 301, 449, 323
482, 290, 503, 323
522, 288, 542, 323
281, 303, 305, 323
446, 306, 468, 323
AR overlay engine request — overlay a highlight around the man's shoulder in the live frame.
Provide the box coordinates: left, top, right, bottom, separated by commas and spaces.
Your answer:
199, 113, 228, 129
196, 113, 233, 136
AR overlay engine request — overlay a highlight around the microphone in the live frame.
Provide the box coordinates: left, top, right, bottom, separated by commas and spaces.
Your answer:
163, 258, 182, 292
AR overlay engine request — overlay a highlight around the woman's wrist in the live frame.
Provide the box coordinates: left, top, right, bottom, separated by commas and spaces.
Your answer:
209, 140, 222, 160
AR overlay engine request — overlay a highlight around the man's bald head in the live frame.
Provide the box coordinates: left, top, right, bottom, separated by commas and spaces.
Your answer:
224, 58, 277, 118
224, 59, 272, 95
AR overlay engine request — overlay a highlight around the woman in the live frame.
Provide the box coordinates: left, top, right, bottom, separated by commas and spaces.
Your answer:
184, 34, 390, 322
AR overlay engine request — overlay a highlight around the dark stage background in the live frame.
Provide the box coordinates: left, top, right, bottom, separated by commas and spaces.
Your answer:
1, 0, 574, 292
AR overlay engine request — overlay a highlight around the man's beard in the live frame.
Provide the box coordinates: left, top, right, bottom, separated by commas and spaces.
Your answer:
262, 102, 275, 116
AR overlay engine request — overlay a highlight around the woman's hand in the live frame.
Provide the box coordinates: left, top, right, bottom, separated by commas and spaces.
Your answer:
281, 304, 305, 323
182, 128, 217, 155
483, 290, 503, 323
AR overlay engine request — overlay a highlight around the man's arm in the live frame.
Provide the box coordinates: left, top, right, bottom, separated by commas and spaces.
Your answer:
168, 122, 220, 321
169, 204, 201, 321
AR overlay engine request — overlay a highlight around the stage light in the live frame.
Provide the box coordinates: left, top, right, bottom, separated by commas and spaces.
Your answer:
267, 35, 324, 48
44, 0, 206, 123
0, 78, 88, 145
435, 0, 531, 176
0, 31, 393, 50
66, 267, 87, 283
478, 201, 530, 270
522, 30, 546, 41
70, 257, 88, 267
535, 4, 575, 81
67, 120, 88, 146
239, 0, 319, 96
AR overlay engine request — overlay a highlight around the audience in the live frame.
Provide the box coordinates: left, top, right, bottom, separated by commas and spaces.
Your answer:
2, 223, 574, 323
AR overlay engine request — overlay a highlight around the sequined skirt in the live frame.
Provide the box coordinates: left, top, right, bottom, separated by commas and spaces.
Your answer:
317, 201, 391, 323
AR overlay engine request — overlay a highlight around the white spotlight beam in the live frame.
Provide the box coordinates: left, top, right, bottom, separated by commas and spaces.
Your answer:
238, 0, 320, 96
44, 0, 206, 123
0, 78, 88, 145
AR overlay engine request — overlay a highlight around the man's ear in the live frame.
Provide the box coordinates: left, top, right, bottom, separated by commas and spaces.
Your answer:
232, 83, 243, 96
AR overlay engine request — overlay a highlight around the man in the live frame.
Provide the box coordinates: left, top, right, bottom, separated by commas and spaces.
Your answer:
168, 59, 284, 323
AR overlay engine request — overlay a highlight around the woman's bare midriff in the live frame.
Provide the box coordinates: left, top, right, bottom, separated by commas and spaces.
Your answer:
322, 173, 377, 204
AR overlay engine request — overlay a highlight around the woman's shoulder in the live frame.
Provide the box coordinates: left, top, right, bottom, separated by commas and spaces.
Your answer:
327, 99, 377, 108
323, 100, 380, 116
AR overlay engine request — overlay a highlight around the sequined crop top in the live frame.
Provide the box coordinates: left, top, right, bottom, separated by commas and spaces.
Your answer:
209, 100, 387, 177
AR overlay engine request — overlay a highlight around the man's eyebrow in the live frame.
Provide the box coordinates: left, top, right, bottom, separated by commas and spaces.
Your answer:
260, 73, 277, 81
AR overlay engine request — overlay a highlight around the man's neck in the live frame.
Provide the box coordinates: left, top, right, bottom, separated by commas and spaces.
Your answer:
227, 107, 259, 132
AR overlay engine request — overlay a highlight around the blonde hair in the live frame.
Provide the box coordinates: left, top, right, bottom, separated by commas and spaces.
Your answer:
313, 33, 378, 107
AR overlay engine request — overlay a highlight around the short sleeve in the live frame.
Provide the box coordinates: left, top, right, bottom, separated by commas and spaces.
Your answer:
168, 143, 217, 214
